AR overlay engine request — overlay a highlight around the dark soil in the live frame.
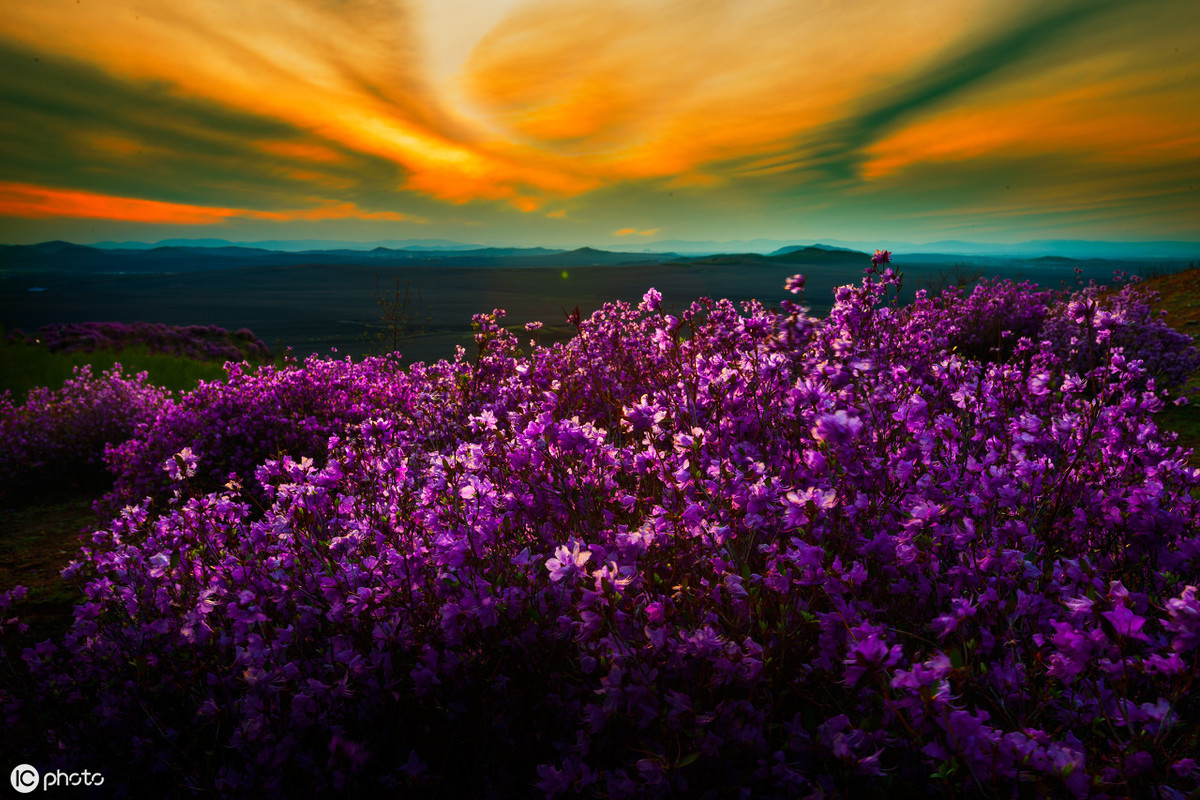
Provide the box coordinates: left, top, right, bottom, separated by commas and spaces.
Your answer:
0, 495, 96, 647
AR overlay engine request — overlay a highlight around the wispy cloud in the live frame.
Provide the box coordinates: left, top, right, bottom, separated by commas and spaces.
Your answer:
0, 0, 1196, 242
462, 0, 979, 184
0, 0, 556, 208
0, 183, 423, 225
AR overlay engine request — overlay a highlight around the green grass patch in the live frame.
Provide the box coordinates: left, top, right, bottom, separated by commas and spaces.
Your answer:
1160, 403, 1200, 461
0, 339, 237, 401
1158, 370, 1200, 465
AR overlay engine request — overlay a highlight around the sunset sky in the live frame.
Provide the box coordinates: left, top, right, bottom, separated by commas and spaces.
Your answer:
0, 0, 1197, 248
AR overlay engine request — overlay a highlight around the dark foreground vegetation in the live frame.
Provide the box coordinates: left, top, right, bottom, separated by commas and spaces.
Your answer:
2, 256, 1200, 798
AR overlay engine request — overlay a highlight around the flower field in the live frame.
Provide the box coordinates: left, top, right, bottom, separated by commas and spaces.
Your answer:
2, 254, 1200, 798
9, 321, 272, 363
0, 321, 275, 412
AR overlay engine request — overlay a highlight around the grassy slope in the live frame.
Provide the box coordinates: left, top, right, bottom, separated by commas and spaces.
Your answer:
1132, 266, 1200, 458
0, 339, 234, 402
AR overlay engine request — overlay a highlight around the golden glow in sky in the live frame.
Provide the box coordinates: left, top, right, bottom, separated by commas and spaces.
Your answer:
0, 0, 1196, 246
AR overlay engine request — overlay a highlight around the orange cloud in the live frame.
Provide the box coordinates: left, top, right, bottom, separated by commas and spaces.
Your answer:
85, 134, 152, 157
0, 0, 557, 206
0, 182, 423, 224
0, 182, 248, 224
0, 0, 980, 209
512, 196, 542, 212
613, 227, 659, 237
1, 0, 1196, 223
252, 203, 424, 223
258, 141, 348, 164
462, 0, 977, 183
861, 63, 1200, 182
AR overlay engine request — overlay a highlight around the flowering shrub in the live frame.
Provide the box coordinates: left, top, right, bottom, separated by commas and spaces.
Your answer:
0, 365, 170, 507
3, 258, 1200, 798
907, 271, 1200, 388
98, 352, 450, 517
1041, 276, 1200, 391
905, 278, 1056, 362
10, 321, 271, 363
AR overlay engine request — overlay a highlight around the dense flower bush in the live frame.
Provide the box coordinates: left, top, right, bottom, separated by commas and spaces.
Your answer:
3, 258, 1200, 798
1041, 275, 1200, 391
909, 271, 1200, 389
0, 365, 170, 507
903, 277, 1056, 363
97, 352, 452, 518
9, 321, 271, 362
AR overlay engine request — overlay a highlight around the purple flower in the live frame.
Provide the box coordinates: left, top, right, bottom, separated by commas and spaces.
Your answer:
164, 447, 199, 480
545, 542, 592, 582
327, 733, 369, 771
843, 625, 902, 686
7, 266, 1200, 798
1101, 604, 1149, 641
812, 410, 863, 446
537, 764, 570, 794
621, 395, 667, 434
1165, 585, 1200, 652
783, 487, 838, 527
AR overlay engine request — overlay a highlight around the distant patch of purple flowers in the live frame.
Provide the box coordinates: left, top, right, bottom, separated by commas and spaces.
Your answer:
2, 256, 1199, 798
1041, 274, 1200, 390
10, 321, 271, 362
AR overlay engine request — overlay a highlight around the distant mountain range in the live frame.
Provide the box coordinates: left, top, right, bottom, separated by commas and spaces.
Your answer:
855, 239, 1199, 260
0, 241, 668, 274
607, 238, 1199, 259
72, 236, 1200, 260
0, 240, 885, 275
2, 238, 1196, 280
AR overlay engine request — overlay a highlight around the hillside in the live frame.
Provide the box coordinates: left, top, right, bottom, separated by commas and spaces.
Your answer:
1132, 266, 1200, 456
1135, 265, 1200, 335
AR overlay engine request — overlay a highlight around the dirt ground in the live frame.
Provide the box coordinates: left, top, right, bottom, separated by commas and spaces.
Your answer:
0, 495, 96, 646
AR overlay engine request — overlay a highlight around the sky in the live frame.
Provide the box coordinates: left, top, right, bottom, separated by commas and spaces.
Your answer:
0, 0, 1197, 248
